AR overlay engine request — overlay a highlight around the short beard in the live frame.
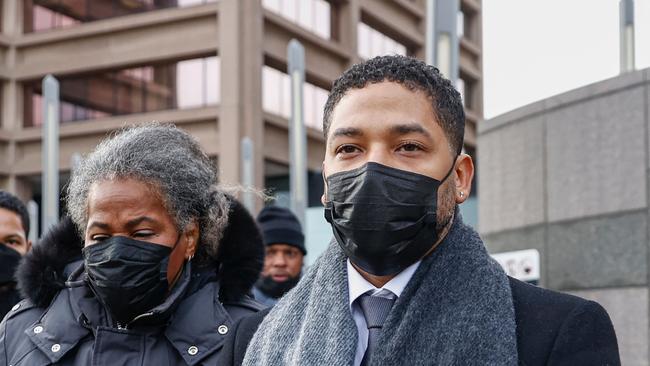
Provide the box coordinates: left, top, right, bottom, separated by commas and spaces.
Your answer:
435, 179, 456, 235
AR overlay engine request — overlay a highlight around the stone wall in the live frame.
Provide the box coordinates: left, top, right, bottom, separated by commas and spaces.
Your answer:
478, 68, 650, 365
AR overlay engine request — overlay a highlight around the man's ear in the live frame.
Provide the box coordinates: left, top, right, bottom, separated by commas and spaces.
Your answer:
454, 153, 475, 204
26, 240, 32, 253
184, 220, 199, 259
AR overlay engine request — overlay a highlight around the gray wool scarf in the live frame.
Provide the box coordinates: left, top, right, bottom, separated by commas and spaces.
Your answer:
243, 215, 518, 365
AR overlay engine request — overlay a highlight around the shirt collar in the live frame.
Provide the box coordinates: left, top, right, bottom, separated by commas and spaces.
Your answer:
347, 259, 421, 308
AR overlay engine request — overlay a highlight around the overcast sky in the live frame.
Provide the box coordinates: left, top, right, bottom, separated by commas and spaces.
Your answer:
483, 0, 650, 119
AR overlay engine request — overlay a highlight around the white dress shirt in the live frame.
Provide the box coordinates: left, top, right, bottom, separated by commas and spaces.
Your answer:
347, 259, 421, 366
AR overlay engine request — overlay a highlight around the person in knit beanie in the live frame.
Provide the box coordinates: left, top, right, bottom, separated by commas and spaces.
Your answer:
253, 206, 306, 307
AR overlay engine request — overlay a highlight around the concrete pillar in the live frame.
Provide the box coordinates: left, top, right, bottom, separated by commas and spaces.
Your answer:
474, 0, 484, 117
336, 0, 361, 67
2, 0, 25, 196
218, 0, 264, 211
3, 78, 24, 193
3, 0, 24, 35
12, 178, 33, 203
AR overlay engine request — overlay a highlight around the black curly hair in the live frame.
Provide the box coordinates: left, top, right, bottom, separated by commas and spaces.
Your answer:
0, 190, 30, 236
323, 55, 465, 154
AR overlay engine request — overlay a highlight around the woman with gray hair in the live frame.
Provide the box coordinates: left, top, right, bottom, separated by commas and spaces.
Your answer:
0, 124, 265, 365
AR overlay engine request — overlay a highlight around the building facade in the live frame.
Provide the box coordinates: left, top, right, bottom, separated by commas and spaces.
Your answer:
478, 68, 650, 365
0, 0, 482, 233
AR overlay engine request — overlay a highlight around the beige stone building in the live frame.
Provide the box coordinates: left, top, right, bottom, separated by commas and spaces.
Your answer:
0, 0, 482, 227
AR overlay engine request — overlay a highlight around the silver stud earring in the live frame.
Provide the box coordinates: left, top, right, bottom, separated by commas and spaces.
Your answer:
459, 192, 465, 198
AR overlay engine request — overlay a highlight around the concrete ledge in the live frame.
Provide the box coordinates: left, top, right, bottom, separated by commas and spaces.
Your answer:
14, 3, 219, 47
544, 68, 647, 110
13, 106, 219, 142
0, 129, 11, 141
263, 11, 351, 86
481, 67, 650, 135
547, 210, 647, 290
264, 111, 325, 142
264, 113, 325, 171
359, 0, 424, 48
479, 99, 546, 134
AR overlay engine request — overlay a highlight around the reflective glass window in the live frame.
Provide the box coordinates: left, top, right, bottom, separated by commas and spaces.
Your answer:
357, 22, 407, 59
263, 0, 331, 39
27, 0, 217, 33
262, 66, 328, 131
24, 56, 219, 127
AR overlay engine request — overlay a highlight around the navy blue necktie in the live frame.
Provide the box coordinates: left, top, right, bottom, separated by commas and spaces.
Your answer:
358, 294, 395, 366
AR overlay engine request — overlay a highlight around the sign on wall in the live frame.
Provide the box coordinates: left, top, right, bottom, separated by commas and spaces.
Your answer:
492, 249, 540, 285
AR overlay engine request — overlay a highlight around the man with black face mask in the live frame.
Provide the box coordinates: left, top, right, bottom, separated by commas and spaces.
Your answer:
0, 191, 31, 321
253, 206, 306, 307
221, 55, 620, 366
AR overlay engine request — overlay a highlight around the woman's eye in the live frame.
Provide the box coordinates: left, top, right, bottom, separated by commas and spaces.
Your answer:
91, 235, 109, 242
133, 231, 155, 238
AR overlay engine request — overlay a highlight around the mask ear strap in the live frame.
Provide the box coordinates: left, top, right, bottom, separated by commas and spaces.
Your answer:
167, 233, 186, 263
322, 169, 329, 202
440, 154, 459, 183
164, 233, 189, 283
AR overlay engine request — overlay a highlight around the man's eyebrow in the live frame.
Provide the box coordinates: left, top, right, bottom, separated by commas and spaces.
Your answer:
390, 123, 431, 137
1, 234, 24, 241
331, 127, 364, 139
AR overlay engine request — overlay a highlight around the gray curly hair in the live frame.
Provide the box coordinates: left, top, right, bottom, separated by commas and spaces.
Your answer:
66, 123, 230, 264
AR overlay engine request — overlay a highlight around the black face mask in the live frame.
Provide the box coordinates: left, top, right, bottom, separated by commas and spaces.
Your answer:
324, 161, 455, 276
0, 244, 21, 284
83, 236, 176, 324
255, 274, 301, 299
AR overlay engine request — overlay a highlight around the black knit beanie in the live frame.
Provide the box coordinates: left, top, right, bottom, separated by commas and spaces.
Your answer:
256, 206, 306, 255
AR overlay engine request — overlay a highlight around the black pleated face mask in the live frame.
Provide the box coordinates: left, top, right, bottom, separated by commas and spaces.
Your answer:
324, 161, 455, 276
83, 236, 175, 324
0, 244, 21, 284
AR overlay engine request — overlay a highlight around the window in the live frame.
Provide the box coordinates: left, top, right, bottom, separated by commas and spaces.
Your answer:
24, 56, 219, 127
357, 22, 407, 59
460, 7, 477, 43
262, 66, 328, 131
263, 0, 331, 39
457, 78, 466, 107
26, 0, 217, 33
264, 160, 325, 208
458, 75, 475, 110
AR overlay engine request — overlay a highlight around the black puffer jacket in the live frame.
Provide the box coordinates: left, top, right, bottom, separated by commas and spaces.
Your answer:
0, 199, 264, 366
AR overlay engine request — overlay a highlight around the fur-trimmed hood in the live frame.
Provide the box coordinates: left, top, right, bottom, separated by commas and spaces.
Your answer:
16, 197, 264, 308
